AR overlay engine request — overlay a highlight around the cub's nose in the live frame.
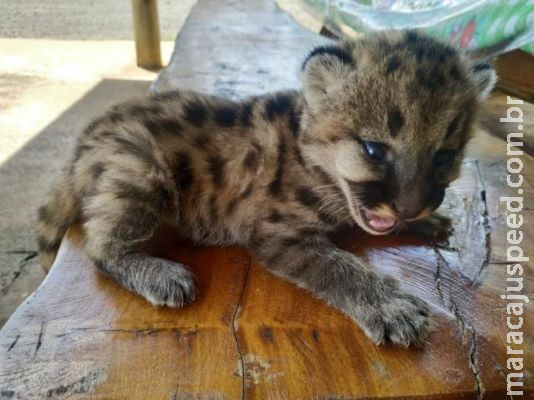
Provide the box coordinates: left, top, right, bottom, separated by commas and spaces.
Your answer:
392, 196, 425, 220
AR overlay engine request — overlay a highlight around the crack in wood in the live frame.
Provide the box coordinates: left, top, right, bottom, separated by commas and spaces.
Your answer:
433, 248, 484, 399
469, 330, 484, 400
54, 327, 189, 338
34, 318, 46, 356
433, 248, 449, 307
232, 257, 251, 400
433, 243, 459, 253
1, 250, 38, 295
6, 334, 19, 352
472, 160, 492, 282
44, 367, 107, 398
429, 160, 495, 398
494, 364, 511, 388
448, 297, 484, 399
441, 160, 491, 284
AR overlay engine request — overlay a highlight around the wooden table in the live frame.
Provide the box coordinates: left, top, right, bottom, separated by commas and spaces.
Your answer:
1, 0, 533, 398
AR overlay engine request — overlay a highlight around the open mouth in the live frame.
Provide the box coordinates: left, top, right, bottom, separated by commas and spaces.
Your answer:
359, 207, 398, 234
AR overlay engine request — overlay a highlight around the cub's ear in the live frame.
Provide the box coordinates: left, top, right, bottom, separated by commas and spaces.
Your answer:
301, 44, 355, 109
469, 60, 497, 101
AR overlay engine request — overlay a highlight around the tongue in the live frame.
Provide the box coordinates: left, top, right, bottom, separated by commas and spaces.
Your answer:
365, 211, 396, 231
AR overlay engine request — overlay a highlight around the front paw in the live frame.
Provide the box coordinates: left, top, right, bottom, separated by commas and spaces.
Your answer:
403, 213, 452, 243
359, 283, 430, 347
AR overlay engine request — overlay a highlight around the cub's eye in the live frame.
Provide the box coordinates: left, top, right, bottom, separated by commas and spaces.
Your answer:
434, 150, 455, 167
362, 142, 387, 162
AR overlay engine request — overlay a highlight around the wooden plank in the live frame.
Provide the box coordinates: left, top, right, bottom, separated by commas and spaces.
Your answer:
131, 0, 162, 70
468, 129, 534, 398
0, 226, 247, 399
152, 0, 322, 96
237, 261, 475, 399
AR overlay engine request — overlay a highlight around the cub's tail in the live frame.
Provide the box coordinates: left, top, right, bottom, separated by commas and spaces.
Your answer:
36, 171, 80, 270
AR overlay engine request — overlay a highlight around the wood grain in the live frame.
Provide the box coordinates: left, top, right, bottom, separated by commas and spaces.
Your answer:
1, 0, 533, 398
1, 228, 248, 399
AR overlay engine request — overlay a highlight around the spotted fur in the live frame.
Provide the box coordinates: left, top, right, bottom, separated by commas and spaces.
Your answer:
36, 31, 496, 346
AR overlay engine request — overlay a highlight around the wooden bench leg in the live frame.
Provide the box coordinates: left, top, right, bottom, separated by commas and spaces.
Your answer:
131, 0, 162, 70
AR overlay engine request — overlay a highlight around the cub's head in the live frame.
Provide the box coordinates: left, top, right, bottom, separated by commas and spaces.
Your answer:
300, 30, 496, 235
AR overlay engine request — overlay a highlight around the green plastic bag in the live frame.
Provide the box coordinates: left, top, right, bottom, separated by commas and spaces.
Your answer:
301, 0, 534, 55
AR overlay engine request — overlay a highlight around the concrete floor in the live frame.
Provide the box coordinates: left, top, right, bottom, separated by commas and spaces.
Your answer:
0, 1, 196, 326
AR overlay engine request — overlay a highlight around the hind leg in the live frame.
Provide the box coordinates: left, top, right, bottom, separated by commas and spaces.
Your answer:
36, 170, 80, 272
82, 173, 197, 307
